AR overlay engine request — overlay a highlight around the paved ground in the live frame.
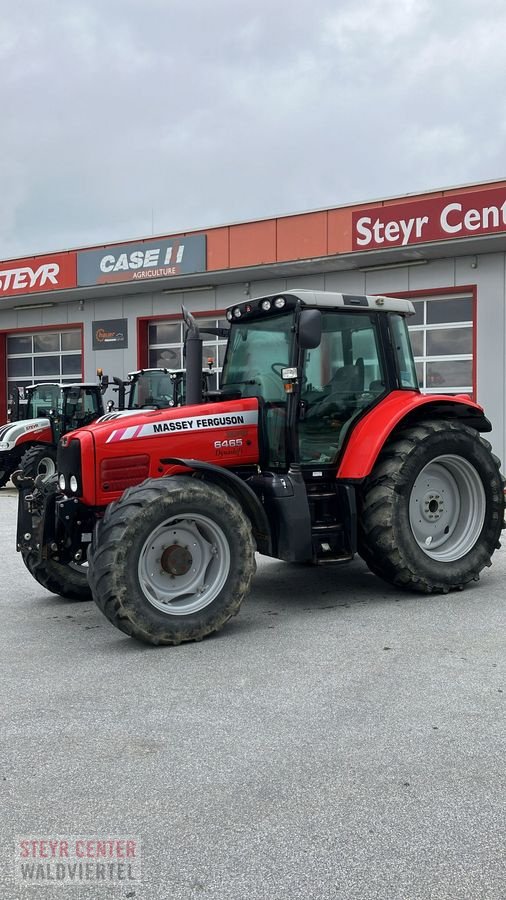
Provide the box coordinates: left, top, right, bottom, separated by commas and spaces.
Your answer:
0, 486, 504, 900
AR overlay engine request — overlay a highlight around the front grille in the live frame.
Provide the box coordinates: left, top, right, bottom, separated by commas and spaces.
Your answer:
100, 455, 150, 492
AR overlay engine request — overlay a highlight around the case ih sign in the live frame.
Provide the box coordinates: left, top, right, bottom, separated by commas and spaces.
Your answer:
352, 186, 506, 250
77, 235, 206, 286
0, 252, 76, 297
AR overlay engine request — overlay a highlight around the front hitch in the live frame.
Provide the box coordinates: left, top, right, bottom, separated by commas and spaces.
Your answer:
15, 472, 58, 560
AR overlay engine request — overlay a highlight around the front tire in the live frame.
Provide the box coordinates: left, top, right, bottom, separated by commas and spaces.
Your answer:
21, 551, 91, 601
20, 445, 57, 482
358, 420, 504, 593
88, 477, 256, 645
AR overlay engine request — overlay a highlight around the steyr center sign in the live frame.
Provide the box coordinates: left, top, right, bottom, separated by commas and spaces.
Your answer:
352, 186, 506, 250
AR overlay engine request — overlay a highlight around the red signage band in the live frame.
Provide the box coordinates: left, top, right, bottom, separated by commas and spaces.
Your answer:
0, 252, 77, 297
352, 186, 506, 250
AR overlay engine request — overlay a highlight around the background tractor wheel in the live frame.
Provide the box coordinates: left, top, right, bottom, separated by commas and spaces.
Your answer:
20, 551, 91, 601
358, 419, 504, 593
20, 445, 57, 482
0, 468, 11, 488
89, 476, 256, 646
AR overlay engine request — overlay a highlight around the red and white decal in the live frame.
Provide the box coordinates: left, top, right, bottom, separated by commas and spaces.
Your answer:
105, 410, 259, 443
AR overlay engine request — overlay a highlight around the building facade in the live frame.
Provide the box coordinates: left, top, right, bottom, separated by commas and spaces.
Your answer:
1, 178, 505, 461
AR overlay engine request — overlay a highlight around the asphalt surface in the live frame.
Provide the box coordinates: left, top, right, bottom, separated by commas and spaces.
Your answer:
0, 486, 504, 900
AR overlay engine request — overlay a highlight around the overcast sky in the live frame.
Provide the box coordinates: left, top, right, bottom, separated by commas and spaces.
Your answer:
1, 0, 506, 260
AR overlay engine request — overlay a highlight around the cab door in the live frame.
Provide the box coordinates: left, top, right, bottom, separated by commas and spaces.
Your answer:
299, 311, 386, 465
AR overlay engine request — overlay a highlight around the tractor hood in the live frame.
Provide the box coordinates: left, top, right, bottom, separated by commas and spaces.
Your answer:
58, 398, 262, 506
0, 419, 52, 452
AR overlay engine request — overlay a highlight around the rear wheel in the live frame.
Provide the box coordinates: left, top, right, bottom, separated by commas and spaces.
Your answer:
20, 445, 57, 482
20, 551, 91, 601
89, 477, 256, 645
358, 420, 504, 593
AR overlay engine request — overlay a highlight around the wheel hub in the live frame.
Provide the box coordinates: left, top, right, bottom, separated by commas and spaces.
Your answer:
161, 544, 193, 576
422, 491, 444, 521
138, 515, 231, 616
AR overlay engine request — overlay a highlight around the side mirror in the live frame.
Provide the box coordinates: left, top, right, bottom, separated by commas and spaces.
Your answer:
298, 309, 322, 349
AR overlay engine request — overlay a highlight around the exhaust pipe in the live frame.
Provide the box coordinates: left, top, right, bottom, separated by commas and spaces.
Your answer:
182, 306, 203, 406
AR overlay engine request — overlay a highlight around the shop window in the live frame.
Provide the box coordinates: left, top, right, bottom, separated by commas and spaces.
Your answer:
408, 294, 473, 395
7, 335, 32, 354
426, 297, 472, 325
148, 316, 228, 391
34, 355, 60, 377
61, 331, 81, 352
6, 328, 82, 415
426, 328, 472, 356
61, 354, 83, 376
8, 357, 32, 377
34, 332, 59, 353
426, 359, 473, 389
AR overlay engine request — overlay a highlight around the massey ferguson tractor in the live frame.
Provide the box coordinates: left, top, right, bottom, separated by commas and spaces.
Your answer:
15, 290, 505, 645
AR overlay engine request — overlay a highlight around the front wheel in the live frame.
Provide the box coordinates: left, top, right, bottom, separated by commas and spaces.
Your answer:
358, 420, 504, 593
20, 551, 91, 601
88, 477, 256, 645
19, 445, 57, 482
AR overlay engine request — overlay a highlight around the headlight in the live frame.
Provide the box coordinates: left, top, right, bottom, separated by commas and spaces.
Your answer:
261, 299, 272, 311
226, 310, 233, 321
58, 474, 66, 491
69, 475, 78, 493
233, 307, 242, 318
274, 297, 286, 309
0, 442, 10, 450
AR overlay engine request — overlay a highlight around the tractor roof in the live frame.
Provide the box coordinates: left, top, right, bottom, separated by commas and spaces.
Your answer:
226, 289, 415, 319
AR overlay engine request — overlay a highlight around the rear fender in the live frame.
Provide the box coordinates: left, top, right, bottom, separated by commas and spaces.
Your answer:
337, 391, 491, 480
159, 457, 272, 555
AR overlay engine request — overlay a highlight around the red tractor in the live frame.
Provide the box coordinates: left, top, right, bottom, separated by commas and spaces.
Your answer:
16, 290, 505, 642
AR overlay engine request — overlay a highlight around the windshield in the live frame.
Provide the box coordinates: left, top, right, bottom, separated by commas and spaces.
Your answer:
26, 384, 63, 418
221, 314, 294, 402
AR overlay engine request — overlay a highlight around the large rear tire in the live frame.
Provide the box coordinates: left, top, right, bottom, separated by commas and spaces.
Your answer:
358, 420, 504, 593
19, 445, 57, 482
20, 551, 91, 601
88, 477, 256, 645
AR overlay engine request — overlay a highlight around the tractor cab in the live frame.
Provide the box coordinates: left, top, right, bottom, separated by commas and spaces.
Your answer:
112, 367, 214, 412
17, 383, 63, 421
218, 291, 418, 471
59, 383, 106, 437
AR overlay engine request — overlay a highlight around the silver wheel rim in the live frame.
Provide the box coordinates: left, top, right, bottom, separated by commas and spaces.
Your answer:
36, 456, 56, 480
138, 513, 231, 616
409, 454, 486, 561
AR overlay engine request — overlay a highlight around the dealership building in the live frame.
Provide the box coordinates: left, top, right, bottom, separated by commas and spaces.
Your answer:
1, 177, 506, 462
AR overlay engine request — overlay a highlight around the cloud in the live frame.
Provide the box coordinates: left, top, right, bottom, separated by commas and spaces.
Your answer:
1, 0, 506, 259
